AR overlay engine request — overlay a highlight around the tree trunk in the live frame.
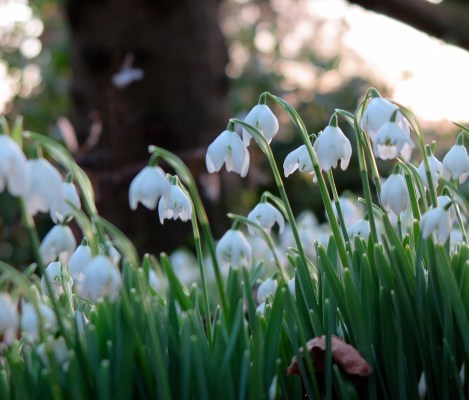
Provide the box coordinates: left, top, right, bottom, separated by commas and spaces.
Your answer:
65, 0, 229, 255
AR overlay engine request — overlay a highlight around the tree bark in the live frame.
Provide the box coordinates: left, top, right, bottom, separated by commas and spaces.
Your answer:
65, 0, 229, 255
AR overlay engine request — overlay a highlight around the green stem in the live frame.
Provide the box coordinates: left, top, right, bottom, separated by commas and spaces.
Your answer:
326, 170, 350, 244
19, 198, 44, 271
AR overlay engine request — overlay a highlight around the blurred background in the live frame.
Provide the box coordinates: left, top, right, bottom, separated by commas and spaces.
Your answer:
1, 0, 469, 264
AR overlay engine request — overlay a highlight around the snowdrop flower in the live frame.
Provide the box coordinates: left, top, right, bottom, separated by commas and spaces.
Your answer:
442, 143, 469, 184
380, 174, 410, 216
41, 261, 73, 299
0, 293, 19, 345
23, 158, 64, 216
360, 97, 410, 140
283, 145, 316, 180
50, 181, 81, 223
417, 154, 446, 189
80, 255, 122, 302
21, 301, 57, 342
216, 229, 252, 270
40, 224, 77, 265
257, 277, 278, 303
112, 67, 144, 88
0, 134, 30, 196
242, 104, 279, 145
420, 206, 452, 244
374, 121, 414, 161
105, 240, 121, 266
437, 195, 456, 223
332, 196, 363, 226
347, 219, 371, 241
149, 269, 166, 292
36, 336, 69, 370
206, 130, 250, 177
169, 248, 199, 286
69, 240, 93, 282
129, 166, 170, 210
158, 183, 192, 224
247, 202, 285, 234
314, 124, 352, 171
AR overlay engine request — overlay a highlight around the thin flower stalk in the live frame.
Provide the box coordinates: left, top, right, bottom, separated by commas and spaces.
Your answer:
19, 198, 43, 271
326, 170, 350, 244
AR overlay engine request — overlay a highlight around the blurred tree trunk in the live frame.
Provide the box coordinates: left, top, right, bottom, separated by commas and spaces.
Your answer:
65, 0, 229, 255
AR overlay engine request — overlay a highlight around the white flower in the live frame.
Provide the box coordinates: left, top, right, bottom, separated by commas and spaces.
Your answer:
80, 255, 122, 302
206, 130, 250, 177
374, 122, 414, 161
283, 145, 316, 180
216, 229, 252, 269
158, 183, 192, 224
36, 336, 69, 370
257, 277, 278, 303
380, 174, 410, 216
442, 144, 469, 184
314, 125, 352, 171
417, 154, 447, 189
169, 248, 199, 286
347, 219, 371, 241
40, 225, 77, 265
0, 293, 19, 345
50, 182, 81, 223
41, 261, 73, 299
360, 97, 410, 140
112, 67, 144, 88
242, 104, 279, 145
287, 277, 296, 297
21, 301, 57, 342
437, 195, 456, 223
129, 166, 170, 210
333, 196, 363, 226
247, 202, 285, 234
0, 134, 30, 196
420, 206, 452, 243
23, 158, 64, 216
69, 241, 93, 282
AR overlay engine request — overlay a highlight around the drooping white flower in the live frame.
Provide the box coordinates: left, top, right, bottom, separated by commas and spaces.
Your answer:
69, 240, 93, 282
257, 277, 278, 303
40, 224, 77, 265
437, 195, 456, 223
216, 229, 252, 269
442, 144, 469, 184
0, 134, 30, 196
247, 202, 285, 234
50, 182, 81, 223
360, 97, 410, 140
41, 261, 73, 299
129, 166, 170, 210
79, 255, 122, 302
242, 104, 279, 145
347, 219, 371, 241
105, 240, 121, 266
380, 174, 410, 216
283, 145, 316, 180
23, 158, 64, 216
206, 130, 250, 177
374, 122, 415, 161
21, 301, 57, 342
169, 248, 199, 286
417, 154, 446, 189
333, 196, 363, 226
36, 336, 69, 370
420, 206, 452, 244
0, 293, 19, 345
314, 125, 352, 171
158, 183, 192, 224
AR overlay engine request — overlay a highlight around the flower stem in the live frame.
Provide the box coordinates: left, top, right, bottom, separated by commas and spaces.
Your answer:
19, 198, 44, 271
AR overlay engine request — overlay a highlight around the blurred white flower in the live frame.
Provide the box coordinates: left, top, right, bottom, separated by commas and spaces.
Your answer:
105, 241, 121, 266
112, 67, 144, 88
247, 202, 284, 234
332, 196, 363, 226
374, 122, 414, 161
314, 125, 352, 171
347, 219, 371, 241
417, 154, 446, 189
36, 336, 69, 370
0, 293, 19, 345
242, 104, 279, 145
41, 261, 73, 299
206, 130, 250, 177
129, 166, 170, 210
50, 181, 81, 223
21, 301, 57, 342
283, 145, 316, 180
80, 255, 122, 302
380, 174, 410, 216
169, 248, 199, 286
158, 183, 192, 224
23, 158, 64, 216
420, 206, 452, 244
40, 224, 77, 265
287, 277, 296, 297
69, 240, 93, 282
442, 144, 469, 184
0, 134, 30, 196
360, 97, 410, 140
216, 229, 252, 270
257, 277, 278, 303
